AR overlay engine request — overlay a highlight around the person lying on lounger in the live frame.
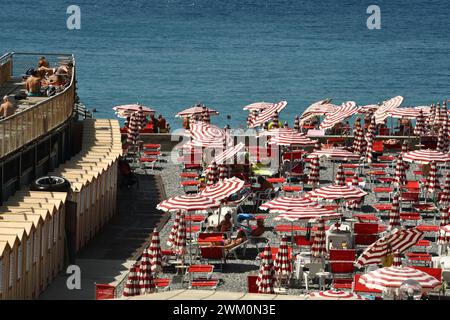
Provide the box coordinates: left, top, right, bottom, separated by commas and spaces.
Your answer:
223, 229, 247, 251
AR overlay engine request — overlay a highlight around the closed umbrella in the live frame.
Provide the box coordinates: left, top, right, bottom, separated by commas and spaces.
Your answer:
167, 211, 181, 247
126, 111, 140, 145
414, 109, 425, 136
149, 229, 162, 274
274, 236, 291, 278
307, 156, 320, 187
394, 155, 407, 188
352, 121, 364, 155
437, 207, 450, 246
426, 161, 438, 196
437, 127, 445, 152
346, 173, 362, 210
138, 249, 156, 294
206, 161, 218, 186
311, 218, 327, 260
294, 116, 300, 132
335, 164, 345, 186
426, 104, 436, 127
256, 244, 276, 294
389, 193, 401, 229
173, 213, 187, 256
123, 263, 140, 297
218, 164, 228, 182
440, 173, 450, 206
365, 139, 373, 165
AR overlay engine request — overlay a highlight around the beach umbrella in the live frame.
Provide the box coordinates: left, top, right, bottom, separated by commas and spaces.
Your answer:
189, 122, 232, 149
425, 161, 438, 195
157, 195, 221, 213
274, 236, 291, 277
374, 96, 404, 125
299, 99, 337, 125
319, 101, 358, 130
314, 141, 321, 151
294, 116, 300, 132
355, 227, 424, 268
306, 185, 368, 201
126, 111, 140, 145
365, 140, 373, 164
335, 164, 345, 186
123, 263, 141, 297
256, 244, 276, 294
403, 149, 450, 164
201, 177, 245, 202
149, 229, 162, 274
202, 106, 211, 123
206, 161, 218, 186
113, 104, 155, 119
268, 133, 316, 146
218, 164, 227, 182
434, 102, 443, 126
394, 155, 407, 188
401, 141, 409, 154
307, 148, 360, 161
346, 173, 362, 210
352, 121, 364, 155
249, 101, 288, 128
243, 101, 273, 111
426, 103, 436, 127
189, 114, 198, 128
389, 193, 401, 229
213, 142, 246, 165
309, 289, 367, 300
437, 127, 445, 152
414, 109, 425, 136
176, 105, 219, 118
307, 156, 320, 187
440, 173, 450, 205
271, 111, 280, 129
311, 218, 327, 259
443, 115, 449, 151
260, 196, 317, 213
138, 249, 156, 294
359, 261, 440, 293
167, 211, 182, 247
438, 207, 450, 246
173, 213, 187, 256
274, 206, 342, 221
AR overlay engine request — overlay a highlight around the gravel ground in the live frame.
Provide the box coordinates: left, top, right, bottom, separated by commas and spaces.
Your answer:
130, 149, 446, 295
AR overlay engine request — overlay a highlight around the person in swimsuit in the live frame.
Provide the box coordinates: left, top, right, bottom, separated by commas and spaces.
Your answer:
0, 96, 17, 118
25, 70, 42, 96
38, 56, 49, 68
215, 213, 232, 233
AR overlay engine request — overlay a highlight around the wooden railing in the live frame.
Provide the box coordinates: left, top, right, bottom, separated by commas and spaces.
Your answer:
0, 53, 76, 159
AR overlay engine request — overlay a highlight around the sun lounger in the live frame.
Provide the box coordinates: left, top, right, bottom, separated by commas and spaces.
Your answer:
329, 249, 356, 289
189, 278, 220, 290
155, 278, 171, 291
406, 253, 433, 267
200, 246, 226, 271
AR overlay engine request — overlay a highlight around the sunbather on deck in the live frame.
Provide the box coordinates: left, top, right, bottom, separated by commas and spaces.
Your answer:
0, 95, 17, 118
25, 69, 42, 96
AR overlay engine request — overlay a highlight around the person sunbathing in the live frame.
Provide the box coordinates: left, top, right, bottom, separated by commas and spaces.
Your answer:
215, 213, 232, 233
223, 229, 247, 251
25, 70, 42, 96
38, 56, 49, 68
250, 219, 265, 237
0, 95, 17, 118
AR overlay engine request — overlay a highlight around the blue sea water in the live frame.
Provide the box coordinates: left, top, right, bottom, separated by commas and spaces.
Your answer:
1, 0, 450, 128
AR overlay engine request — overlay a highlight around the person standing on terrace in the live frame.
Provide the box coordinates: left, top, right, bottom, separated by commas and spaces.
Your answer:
0, 96, 17, 118
25, 69, 42, 96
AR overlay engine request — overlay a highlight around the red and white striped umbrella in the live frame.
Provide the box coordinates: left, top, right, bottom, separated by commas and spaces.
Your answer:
249, 101, 288, 128
157, 195, 221, 213
365, 139, 373, 164
440, 173, 450, 205
126, 111, 141, 145
189, 122, 232, 149
149, 229, 162, 274
274, 236, 291, 276
319, 101, 358, 130
243, 101, 273, 111
335, 164, 345, 186
426, 104, 436, 127
271, 111, 280, 129
401, 141, 409, 154
365, 114, 376, 152
213, 142, 245, 165
374, 96, 404, 124
167, 211, 181, 247
309, 289, 366, 300
414, 109, 426, 136
346, 173, 362, 210
311, 218, 327, 259
218, 164, 228, 182
202, 107, 211, 123
306, 185, 368, 201
268, 132, 316, 146
425, 161, 438, 194
123, 263, 141, 297
300, 99, 337, 125
274, 206, 342, 221
294, 116, 300, 132
403, 149, 450, 164
435, 102, 446, 126
352, 122, 365, 155
443, 116, 449, 151
176, 105, 219, 117
441, 224, 450, 235
307, 148, 360, 161
359, 265, 440, 292
389, 193, 401, 229
113, 104, 155, 118
173, 213, 187, 256
206, 161, 218, 186
256, 244, 276, 294
307, 156, 320, 187
201, 177, 245, 202
438, 208, 450, 245
259, 196, 317, 213
437, 127, 445, 152
394, 155, 407, 187
388, 107, 423, 119
138, 249, 156, 294
355, 228, 424, 268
